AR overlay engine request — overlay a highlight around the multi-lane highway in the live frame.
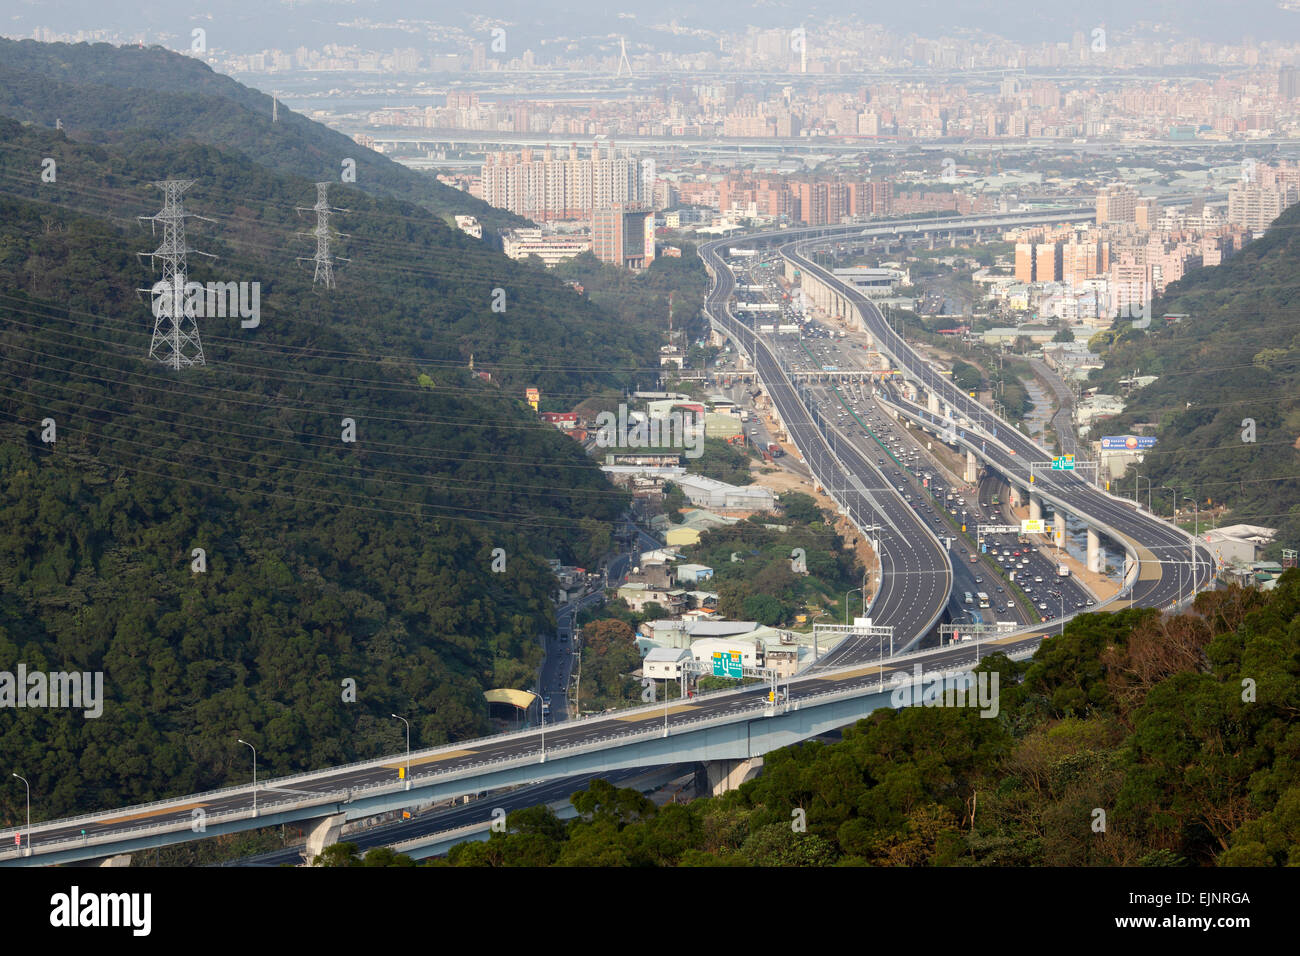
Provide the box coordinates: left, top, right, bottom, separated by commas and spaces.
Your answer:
0, 628, 1046, 865
702, 239, 954, 663
781, 243, 1216, 608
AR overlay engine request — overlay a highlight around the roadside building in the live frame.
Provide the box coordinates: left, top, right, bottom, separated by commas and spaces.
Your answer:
643, 646, 692, 680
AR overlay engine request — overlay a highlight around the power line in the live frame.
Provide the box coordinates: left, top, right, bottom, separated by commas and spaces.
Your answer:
296, 182, 348, 289
137, 180, 214, 370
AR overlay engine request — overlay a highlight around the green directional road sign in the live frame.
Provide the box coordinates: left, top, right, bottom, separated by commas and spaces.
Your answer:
711, 651, 744, 679
1051, 455, 1076, 471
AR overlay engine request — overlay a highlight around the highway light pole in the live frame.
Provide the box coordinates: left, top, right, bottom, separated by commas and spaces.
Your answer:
1161, 485, 1177, 518
845, 587, 863, 626
1184, 497, 1200, 600
1136, 474, 1151, 511
663, 676, 670, 737
237, 739, 257, 817
391, 714, 411, 790
12, 773, 29, 857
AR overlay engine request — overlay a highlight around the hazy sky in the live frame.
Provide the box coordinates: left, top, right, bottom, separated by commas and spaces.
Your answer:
3, 1, 1296, 52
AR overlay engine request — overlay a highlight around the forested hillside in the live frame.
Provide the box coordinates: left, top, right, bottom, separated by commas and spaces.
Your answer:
1090, 203, 1300, 548
0, 38, 525, 232
441, 576, 1300, 866
0, 49, 661, 823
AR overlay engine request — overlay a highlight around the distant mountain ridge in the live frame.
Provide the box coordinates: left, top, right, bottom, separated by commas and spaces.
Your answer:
0, 37, 527, 232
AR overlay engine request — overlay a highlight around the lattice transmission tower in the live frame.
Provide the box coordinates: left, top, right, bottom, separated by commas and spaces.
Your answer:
137, 180, 215, 370
297, 182, 349, 289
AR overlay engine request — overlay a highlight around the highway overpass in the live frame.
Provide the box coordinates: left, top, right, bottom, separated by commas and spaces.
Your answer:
0, 633, 1040, 867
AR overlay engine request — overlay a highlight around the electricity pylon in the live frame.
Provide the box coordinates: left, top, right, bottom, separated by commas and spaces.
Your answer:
297, 182, 349, 289
137, 180, 215, 370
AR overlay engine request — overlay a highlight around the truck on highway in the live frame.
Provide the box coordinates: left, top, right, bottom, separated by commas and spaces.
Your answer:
767, 442, 784, 458
1057, 565, 1070, 577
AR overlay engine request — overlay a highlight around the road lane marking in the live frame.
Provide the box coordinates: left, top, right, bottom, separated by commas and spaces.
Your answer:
100, 801, 210, 825
614, 704, 697, 721
383, 748, 477, 770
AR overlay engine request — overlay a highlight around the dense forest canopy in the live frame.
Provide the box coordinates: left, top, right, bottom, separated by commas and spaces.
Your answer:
440, 576, 1300, 867
0, 42, 678, 823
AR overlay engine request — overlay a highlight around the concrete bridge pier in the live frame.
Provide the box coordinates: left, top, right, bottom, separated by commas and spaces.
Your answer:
928, 391, 941, 415
1008, 484, 1022, 508
964, 448, 978, 484
1054, 512, 1066, 549
696, 757, 765, 797
303, 812, 349, 864
1087, 527, 1103, 573
1029, 494, 1042, 523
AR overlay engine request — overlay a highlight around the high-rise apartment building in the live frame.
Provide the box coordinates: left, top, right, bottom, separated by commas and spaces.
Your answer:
1014, 242, 1036, 282
1134, 197, 1161, 230
1061, 240, 1108, 287
592, 203, 656, 271
1096, 183, 1139, 224
480, 144, 644, 222
1034, 242, 1062, 282
1228, 180, 1300, 230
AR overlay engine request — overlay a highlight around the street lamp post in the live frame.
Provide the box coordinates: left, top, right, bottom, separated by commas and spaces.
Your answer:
663, 676, 670, 738
1161, 485, 1177, 519
391, 714, 411, 790
1136, 474, 1151, 511
237, 739, 257, 817
1184, 497, 1200, 599
845, 587, 863, 626
12, 773, 29, 857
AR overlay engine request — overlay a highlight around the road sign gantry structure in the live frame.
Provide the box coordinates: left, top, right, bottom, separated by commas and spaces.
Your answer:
682, 657, 787, 714
1029, 457, 1098, 485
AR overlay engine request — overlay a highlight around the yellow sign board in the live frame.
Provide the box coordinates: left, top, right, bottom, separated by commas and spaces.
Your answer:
1021, 519, 1046, 534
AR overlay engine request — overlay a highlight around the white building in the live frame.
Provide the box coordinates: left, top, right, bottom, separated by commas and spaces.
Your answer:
643, 646, 692, 680
1203, 525, 1277, 566
501, 228, 591, 266
674, 474, 776, 512
690, 637, 762, 669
